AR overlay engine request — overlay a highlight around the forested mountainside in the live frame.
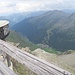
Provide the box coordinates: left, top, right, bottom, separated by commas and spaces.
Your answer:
6, 30, 38, 50
12, 10, 75, 51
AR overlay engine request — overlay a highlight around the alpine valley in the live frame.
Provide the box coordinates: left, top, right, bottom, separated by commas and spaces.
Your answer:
12, 10, 75, 51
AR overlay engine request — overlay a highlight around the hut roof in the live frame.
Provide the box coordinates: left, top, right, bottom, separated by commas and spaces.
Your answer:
0, 20, 9, 27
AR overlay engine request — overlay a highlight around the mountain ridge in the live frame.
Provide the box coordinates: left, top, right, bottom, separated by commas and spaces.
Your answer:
12, 10, 75, 51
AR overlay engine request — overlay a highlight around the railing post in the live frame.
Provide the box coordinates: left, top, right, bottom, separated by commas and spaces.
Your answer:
6, 54, 11, 67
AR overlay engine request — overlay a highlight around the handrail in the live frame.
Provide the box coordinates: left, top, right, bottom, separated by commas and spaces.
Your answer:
0, 61, 17, 75
0, 39, 72, 75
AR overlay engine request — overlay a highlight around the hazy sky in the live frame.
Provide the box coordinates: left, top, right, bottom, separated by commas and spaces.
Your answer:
0, 0, 75, 15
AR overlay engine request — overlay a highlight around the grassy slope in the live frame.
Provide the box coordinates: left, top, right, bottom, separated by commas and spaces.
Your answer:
6, 30, 38, 50
12, 59, 37, 75
6, 31, 38, 75
42, 48, 59, 54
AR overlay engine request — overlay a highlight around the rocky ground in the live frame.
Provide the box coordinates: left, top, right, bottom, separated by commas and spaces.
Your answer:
32, 48, 75, 75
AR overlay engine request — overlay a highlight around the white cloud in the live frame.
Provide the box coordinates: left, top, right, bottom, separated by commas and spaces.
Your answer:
15, 0, 62, 12
15, 2, 47, 12
15, 2, 40, 12
0, 0, 75, 15
57, 0, 63, 3
0, 2, 12, 7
